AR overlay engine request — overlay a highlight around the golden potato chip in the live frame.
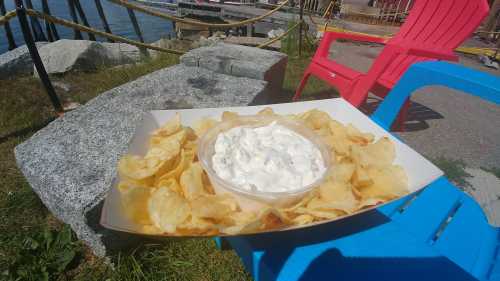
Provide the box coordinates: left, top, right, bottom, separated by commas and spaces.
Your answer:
141, 225, 163, 235
190, 195, 235, 220
180, 162, 206, 200
150, 128, 187, 149
295, 207, 340, 219
331, 162, 355, 182
299, 109, 332, 130
357, 165, 408, 200
317, 183, 358, 212
292, 214, 315, 225
222, 111, 239, 121
152, 113, 181, 137
352, 165, 373, 188
346, 124, 374, 145
351, 137, 395, 168
358, 197, 385, 209
118, 181, 152, 225
193, 118, 218, 137
155, 149, 195, 185
119, 155, 159, 180
148, 186, 190, 233
156, 178, 182, 195
257, 107, 275, 116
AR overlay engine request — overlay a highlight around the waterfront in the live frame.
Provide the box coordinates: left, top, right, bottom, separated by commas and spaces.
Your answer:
1, 0, 174, 54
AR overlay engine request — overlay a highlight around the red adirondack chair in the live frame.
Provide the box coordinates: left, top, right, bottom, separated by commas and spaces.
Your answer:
293, 0, 489, 128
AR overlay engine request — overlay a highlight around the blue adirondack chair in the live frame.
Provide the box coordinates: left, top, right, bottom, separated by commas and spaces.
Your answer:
215, 61, 500, 281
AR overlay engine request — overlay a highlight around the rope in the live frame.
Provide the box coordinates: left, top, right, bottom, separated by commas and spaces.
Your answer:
0, 10, 16, 26
25, 9, 185, 55
106, 0, 289, 28
257, 20, 301, 48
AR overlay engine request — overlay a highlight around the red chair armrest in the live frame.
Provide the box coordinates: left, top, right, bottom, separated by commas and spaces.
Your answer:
407, 47, 459, 61
315, 31, 388, 59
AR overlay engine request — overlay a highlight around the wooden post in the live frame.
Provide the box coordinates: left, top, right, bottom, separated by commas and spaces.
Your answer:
73, 0, 96, 41
66, 0, 83, 40
0, 0, 16, 50
15, 0, 63, 114
299, 0, 304, 57
94, 0, 114, 42
41, 0, 59, 41
24, 0, 47, 42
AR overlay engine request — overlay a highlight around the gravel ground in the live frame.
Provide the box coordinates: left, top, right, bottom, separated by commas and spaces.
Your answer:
327, 39, 500, 223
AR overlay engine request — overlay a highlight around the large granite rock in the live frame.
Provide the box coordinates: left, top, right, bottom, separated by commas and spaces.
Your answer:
36, 39, 144, 75
15, 64, 267, 256
180, 42, 287, 91
0, 42, 47, 79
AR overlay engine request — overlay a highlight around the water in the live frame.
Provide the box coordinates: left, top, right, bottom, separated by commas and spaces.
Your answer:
0, 0, 174, 54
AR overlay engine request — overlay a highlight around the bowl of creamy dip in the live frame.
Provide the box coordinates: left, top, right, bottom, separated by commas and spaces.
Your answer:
198, 115, 331, 211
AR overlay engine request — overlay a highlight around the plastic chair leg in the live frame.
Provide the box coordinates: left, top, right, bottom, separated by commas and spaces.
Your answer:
392, 98, 410, 131
293, 67, 312, 101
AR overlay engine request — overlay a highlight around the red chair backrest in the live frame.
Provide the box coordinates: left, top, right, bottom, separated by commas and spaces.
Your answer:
379, 0, 489, 85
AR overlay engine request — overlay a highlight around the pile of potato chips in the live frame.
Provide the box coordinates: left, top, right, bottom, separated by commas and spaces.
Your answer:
117, 108, 409, 236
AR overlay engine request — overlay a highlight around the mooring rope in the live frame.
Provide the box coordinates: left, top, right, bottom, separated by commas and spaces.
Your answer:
106, 0, 289, 28
0, 10, 16, 26
25, 9, 185, 55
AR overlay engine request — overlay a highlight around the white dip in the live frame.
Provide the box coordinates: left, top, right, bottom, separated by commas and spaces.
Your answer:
212, 121, 326, 193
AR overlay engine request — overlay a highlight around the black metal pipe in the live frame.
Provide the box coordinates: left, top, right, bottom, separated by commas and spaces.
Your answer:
127, 8, 144, 43
94, 0, 113, 42
66, 0, 83, 40
14, 0, 63, 114
41, 0, 59, 41
23, 0, 47, 42
0, 0, 16, 50
299, 0, 303, 57
73, 0, 96, 41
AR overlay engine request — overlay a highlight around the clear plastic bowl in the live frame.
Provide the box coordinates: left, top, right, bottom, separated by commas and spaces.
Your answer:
197, 115, 331, 211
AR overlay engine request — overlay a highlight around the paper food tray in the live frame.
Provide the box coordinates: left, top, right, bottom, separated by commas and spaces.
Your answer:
100, 98, 443, 236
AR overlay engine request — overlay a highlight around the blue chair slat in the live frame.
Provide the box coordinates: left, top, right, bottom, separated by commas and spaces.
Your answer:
389, 177, 462, 242
488, 245, 500, 281
432, 190, 497, 278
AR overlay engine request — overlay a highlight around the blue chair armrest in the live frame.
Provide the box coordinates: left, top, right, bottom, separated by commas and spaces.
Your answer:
371, 61, 500, 131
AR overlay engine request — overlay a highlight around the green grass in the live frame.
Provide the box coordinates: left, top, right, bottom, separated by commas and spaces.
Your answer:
481, 167, 500, 180
430, 157, 472, 189
0, 52, 253, 281
0, 37, 340, 280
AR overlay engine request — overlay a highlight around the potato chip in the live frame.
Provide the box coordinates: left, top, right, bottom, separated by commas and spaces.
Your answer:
156, 178, 182, 195
299, 109, 332, 130
193, 118, 218, 137
180, 162, 206, 200
152, 113, 181, 137
317, 182, 358, 213
118, 155, 158, 180
257, 107, 275, 116
331, 162, 355, 183
351, 137, 395, 168
352, 164, 373, 188
357, 165, 408, 199
221, 111, 239, 121
150, 128, 187, 149
346, 124, 374, 145
292, 214, 315, 225
190, 195, 237, 220
155, 149, 195, 184
118, 181, 152, 225
148, 186, 190, 233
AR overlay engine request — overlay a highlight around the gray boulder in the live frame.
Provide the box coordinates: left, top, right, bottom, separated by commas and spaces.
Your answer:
36, 39, 144, 75
0, 42, 47, 79
180, 42, 288, 91
15, 64, 267, 256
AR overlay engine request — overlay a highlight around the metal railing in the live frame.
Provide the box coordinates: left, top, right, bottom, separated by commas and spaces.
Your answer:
1, 0, 305, 115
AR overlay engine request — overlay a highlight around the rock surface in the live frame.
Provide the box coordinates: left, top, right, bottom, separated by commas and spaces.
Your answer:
0, 42, 47, 79
15, 64, 267, 256
36, 39, 144, 75
180, 42, 287, 91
